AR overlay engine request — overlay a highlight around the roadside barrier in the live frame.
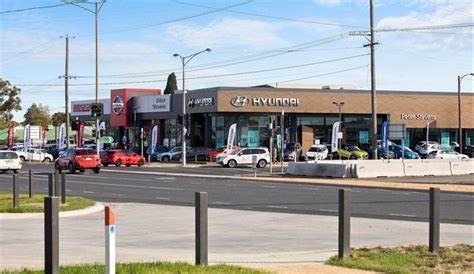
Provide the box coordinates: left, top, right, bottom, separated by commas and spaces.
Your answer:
12, 174, 19, 208
105, 206, 116, 274
29, 170, 34, 198
429, 188, 440, 253
315, 163, 351, 178
338, 189, 350, 259
44, 196, 59, 274
450, 160, 474, 175
404, 160, 451, 176
195, 192, 208, 266
354, 160, 405, 178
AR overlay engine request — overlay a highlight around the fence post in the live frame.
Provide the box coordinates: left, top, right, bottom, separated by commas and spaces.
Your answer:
44, 196, 59, 274
105, 206, 116, 274
48, 173, 54, 197
338, 189, 351, 259
29, 169, 33, 198
195, 192, 208, 266
54, 170, 60, 197
61, 173, 66, 204
13, 174, 19, 208
429, 187, 440, 253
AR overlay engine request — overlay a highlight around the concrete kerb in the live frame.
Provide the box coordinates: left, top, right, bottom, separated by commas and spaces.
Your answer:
0, 202, 104, 220
101, 169, 474, 193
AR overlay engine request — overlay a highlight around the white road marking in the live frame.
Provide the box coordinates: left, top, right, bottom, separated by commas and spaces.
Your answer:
301, 187, 320, 191
189, 182, 201, 185
156, 197, 171, 201
260, 185, 276, 188
67, 180, 183, 191
319, 209, 337, 212
156, 177, 176, 180
83, 191, 95, 194
213, 201, 230, 205
226, 184, 238, 187
66, 189, 71, 192
266, 205, 289, 209
111, 193, 124, 196
389, 213, 417, 217
392, 192, 412, 195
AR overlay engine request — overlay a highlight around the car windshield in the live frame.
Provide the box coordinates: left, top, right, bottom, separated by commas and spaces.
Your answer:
216, 147, 225, 152
308, 147, 323, 152
0, 152, 18, 159
230, 149, 242, 155
346, 146, 360, 151
76, 149, 96, 155
170, 147, 182, 153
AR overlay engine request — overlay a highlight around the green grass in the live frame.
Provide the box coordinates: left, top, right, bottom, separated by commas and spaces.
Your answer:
327, 244, 473, 273
4, 262, 270, 274
0, 193, 95, 213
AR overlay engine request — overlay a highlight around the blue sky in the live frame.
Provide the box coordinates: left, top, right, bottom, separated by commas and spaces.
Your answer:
0, 0, 472, 121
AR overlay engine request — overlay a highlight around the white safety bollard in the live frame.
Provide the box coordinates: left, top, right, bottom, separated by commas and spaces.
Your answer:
105, 206, 116, 274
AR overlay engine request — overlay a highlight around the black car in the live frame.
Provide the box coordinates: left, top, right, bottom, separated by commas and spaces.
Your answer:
359, 143, 395, 159
463, 145, 474, 158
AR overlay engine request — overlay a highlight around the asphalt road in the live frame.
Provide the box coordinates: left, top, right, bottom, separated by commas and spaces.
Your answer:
1, 163, 472, 225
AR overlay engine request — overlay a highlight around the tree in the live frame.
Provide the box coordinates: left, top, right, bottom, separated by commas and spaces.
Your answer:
164, 72, 178, 95
0, 79, 22, 127
23, 103, 51, 128
51, 112, 66, 127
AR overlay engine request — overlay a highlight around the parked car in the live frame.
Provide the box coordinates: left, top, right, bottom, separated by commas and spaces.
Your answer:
55, 148, 101, 174
334, 145, 369, 160
389, 145, 420, 159
146, 145, 170, 161
427, 149, 469, 160
208, 146, 239, 161
15, 148, 54, 162
359, 142, 395, 159
172, 147, 210, 162
217, 147, 270, 168
283, 142, 302, 161
0, 151, 21, 173
101, 149, 146, 167
156, 147, 188, 162
305, 144, 328, 160
415, 141, 440, 157
463, 145, 474, 158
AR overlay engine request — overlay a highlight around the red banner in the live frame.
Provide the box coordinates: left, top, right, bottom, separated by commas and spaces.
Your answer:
41, 127, 46, 139
77, 122, 84, 148
7, 126, 14, 149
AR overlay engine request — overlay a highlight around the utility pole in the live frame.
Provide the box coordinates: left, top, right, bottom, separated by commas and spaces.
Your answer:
94, 2, 100, 156
369, 0, 378, 160
59, 34, 75, 149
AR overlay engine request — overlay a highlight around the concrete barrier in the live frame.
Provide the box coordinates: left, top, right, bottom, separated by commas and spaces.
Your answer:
354, 161, 405, 178
287, 162, 297, 174
314, 163, 351, 178
450, 160, 474, 175
404, 160, 451, 176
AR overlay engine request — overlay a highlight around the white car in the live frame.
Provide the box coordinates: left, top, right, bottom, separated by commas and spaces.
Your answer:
157, 147, 188, 162
428, 150, 469, 160
16, 149, 54, 162
217, 147, 270, 168
415, 141, 440, 156
305, 144, 328, 160
0, 151, 22, 173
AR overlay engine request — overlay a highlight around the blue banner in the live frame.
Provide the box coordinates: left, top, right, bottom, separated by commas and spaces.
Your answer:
381, 121, 388, 152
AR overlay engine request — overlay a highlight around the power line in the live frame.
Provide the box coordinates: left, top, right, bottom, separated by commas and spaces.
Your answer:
377, 23, 473, 32
0, 3, 69, 14
272, 65, 369, 84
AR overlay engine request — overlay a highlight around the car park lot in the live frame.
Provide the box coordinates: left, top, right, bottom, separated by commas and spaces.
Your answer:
1, 162, 473, 225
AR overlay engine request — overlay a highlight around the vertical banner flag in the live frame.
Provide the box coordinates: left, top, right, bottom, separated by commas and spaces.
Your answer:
226, 123, 237, 151
59, 123, 66, 150
7, 125, 15, 149
151, 125, 158, 152
23, 124, 30, 152
99, 121, 106, 131
381, 121, 388, 153
331, 121, 340, 153
77, 122, 84, 148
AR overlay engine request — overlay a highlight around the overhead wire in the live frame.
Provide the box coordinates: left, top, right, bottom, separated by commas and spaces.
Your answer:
0, 3, 69, 14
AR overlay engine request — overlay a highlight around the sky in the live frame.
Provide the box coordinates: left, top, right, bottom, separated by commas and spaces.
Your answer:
0, 0, 472, 121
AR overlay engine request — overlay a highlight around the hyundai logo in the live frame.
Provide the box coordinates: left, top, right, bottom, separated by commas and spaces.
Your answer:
230, 96, 249, 107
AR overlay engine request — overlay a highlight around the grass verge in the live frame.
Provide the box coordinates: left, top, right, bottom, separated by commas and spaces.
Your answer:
327, 244, 473, 273
4, 262, 270, 274
0, 193, 95, 213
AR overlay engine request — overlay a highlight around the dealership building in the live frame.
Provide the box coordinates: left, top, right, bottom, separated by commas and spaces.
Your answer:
71, 86, 473, 153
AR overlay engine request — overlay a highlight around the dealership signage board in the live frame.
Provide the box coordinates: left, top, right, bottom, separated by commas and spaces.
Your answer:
135, 94, 171, 113
401, 113, 436, 121
388, 124, 406, 140
72, 99, 111, 116
230, 96, 299, 107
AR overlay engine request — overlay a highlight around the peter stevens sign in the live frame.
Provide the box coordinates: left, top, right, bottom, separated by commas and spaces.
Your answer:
401, 113, 437, 121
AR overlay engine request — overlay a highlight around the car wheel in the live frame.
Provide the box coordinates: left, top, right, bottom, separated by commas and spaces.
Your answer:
93, 168, 100, 174
14, 169, 19, 173
126, 164, 131, 167
79, 169, 85, 173
43, 158, 51, 163
68, 163, 76, 174
138, 159, 145, 167
115, 159, 122, 167
227, 159, 237, 168
350, 155, 357, 160
257, 159, 267, 168
332, 153, 338, 159
162, 156, 170, 162
20, 156, 25, 162
103, 163, 109, 167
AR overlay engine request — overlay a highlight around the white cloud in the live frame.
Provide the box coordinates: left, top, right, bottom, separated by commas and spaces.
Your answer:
164, 18, 287, 49
313, 0, 342, 7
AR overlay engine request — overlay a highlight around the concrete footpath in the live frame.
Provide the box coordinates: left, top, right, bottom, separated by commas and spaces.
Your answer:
1, 203, 472, 272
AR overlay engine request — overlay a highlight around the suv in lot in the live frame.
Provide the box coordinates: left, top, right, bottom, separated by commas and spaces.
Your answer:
55, 148, 101, 174
101, 149, 146, 167
217, 147, 270, 168
0, 151, 21, 173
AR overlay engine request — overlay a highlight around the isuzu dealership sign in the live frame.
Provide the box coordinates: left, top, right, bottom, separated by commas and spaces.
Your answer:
230, 96, 299, 107
401, 113, 436, 121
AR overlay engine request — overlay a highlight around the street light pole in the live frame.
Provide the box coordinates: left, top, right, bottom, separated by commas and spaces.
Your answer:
457, 73, 473, 154
333, 101, 345, 159
369, 0, 378, 160
173, 48, 211, 167
59, 34, 75, 149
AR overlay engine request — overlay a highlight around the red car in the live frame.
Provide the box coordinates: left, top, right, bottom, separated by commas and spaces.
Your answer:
55, 148, 100, 174
208, 146, 239, 161
101, 149, 146, 167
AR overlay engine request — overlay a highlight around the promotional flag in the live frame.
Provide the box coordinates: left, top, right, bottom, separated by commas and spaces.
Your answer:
151, 125, 158, 152
41, 127, 46, 139
77, 122, 84, 148
381, 121, 388, 153
58, 123, 66, 150
23, 124, 30, 153
226, 123, 237, 151
331, 121, 340, 153
7, 125, 15, 149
